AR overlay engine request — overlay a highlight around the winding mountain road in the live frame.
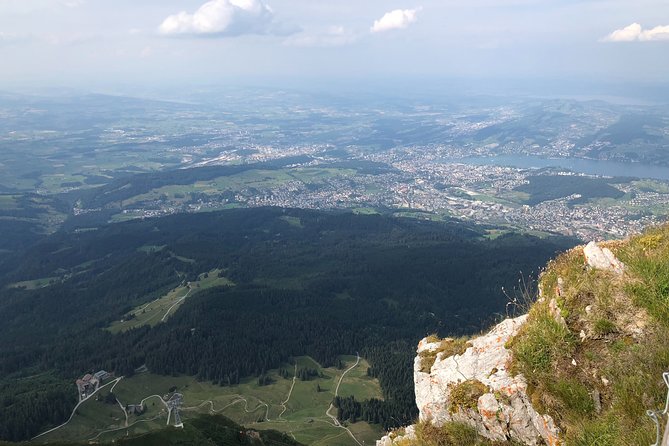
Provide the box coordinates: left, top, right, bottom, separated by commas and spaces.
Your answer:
161, 286, 191, 322
182, 396, 269, 420
34, 354, 365, 444
278, 363, 298, 420
88, 414, 163, 441
32, 377, 123, 440
325, 354, 363, 446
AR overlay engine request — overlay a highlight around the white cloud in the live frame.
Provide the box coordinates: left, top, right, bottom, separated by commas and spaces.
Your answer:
284, 26, 357, 47
603, 23, 669, 42
640, 25, 669, 41
159, 0, 275, 37
371, 9, 418, 33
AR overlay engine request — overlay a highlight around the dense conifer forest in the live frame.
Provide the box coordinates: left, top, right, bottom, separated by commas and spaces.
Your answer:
0, 208, 575, 441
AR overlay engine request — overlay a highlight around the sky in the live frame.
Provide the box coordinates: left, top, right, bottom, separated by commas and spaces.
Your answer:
0, 0, 668, 92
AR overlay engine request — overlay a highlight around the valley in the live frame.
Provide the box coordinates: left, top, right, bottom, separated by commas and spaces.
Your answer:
36, 356, 383, 446
0, 208, 576, 442
2, 0, 668, 443
0, 89, 667, 445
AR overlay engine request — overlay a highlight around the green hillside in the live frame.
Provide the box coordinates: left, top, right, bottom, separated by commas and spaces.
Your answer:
0, 208, 575, 443
0, 414, 304, 446
510, 224, 669, 445
390, 223, 669, 446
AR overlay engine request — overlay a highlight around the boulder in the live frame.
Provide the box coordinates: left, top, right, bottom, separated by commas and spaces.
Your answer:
583, 241, 625, 275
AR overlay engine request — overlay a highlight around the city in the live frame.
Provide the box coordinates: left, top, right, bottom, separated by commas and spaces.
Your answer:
100, 143, 668, 241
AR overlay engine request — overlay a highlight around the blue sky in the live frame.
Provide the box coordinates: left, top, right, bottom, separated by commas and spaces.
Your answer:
0, 0, 668, 90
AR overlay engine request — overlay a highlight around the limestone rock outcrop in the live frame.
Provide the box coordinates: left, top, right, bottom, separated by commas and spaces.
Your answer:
583, 241, 625, 275
415, 316, 560, 445
376, 425, 416, 446
378, 315, 561, 445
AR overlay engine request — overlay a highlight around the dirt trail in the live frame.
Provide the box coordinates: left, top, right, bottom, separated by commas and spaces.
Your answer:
325, 354, 363, 446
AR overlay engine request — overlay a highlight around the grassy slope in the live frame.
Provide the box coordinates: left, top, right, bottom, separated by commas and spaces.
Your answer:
509, 223, 669, 445
107, 269, 233, 333
392, 223, 669, 446
37, 356, 383, 446
117, 168, 355, 208
6, 414, 304, 446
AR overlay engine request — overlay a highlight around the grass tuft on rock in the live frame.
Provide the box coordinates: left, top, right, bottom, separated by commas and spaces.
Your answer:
419, 337, 472, 373
509, 302, 576, 377
448, 380, 488, 414
399, 421, 521, 446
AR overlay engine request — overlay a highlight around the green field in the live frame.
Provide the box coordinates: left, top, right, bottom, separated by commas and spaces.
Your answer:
39, 173, 88, 193
392, 210, 447, 222
633, 179, 669, 194
107, 269, 234, 333
590, 195, 669, 217
351, 207, 381, 215
0, 193, 68, 238
7, 256, 105, 290
116, 167, 356, 209
484, 229, 512, 240
279, 215, 304, 228
8, 276, 61, 290
498, 192, 531, 206
36, 356, 384, 446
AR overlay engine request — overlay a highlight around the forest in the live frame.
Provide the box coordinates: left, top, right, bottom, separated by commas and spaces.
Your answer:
0, 207, 576, 441
64, 155, 315, 209
515, 175, 627, 205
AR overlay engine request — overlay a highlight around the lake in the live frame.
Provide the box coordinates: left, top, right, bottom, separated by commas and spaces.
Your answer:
458, 154, 669, 181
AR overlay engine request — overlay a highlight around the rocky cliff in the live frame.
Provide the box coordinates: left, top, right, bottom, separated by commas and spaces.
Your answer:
412, 316, 560, 445
379, 224, 669, 446
378, 314, 561, 446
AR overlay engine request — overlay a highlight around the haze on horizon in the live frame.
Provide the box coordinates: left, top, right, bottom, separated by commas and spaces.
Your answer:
0, 0, 668, 95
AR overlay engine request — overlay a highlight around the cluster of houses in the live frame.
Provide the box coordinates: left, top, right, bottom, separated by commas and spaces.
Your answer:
75, 370, 112, 400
